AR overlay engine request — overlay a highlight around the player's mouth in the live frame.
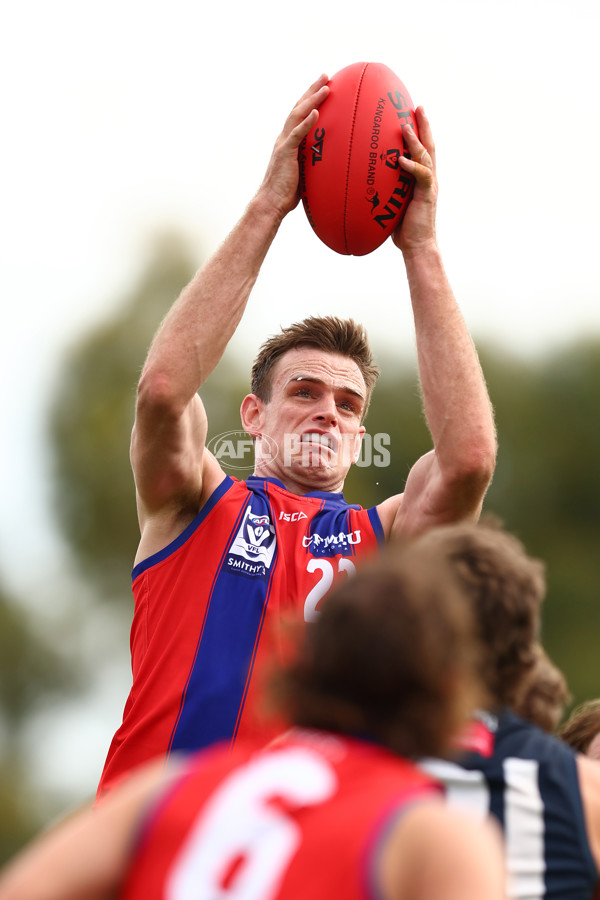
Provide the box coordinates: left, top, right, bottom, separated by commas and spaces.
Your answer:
300, 432, 338, 452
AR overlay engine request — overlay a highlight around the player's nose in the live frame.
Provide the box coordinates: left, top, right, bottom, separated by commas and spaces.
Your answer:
313, 394, 338, 425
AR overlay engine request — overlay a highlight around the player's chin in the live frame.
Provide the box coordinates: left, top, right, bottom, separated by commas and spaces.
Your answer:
294, 454, 349, 485
296, 448, 337, 470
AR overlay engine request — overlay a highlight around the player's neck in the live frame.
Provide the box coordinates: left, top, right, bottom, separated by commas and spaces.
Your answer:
252, 460, 346, 497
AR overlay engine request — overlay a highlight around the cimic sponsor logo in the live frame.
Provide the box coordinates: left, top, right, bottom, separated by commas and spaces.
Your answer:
279, 511, 309, 522
302, 530, 362, 551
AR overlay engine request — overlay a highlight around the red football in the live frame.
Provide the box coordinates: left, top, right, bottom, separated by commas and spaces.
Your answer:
299, 62, 418, 256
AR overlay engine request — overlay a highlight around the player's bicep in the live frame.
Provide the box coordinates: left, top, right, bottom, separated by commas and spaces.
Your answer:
390, 450, 484, 537
131, 391, 209, 515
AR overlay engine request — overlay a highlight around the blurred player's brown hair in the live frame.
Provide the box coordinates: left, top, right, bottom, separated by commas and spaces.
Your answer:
558, 699, 600, 754
274, 544, 481, 759
398, 518, 546, 711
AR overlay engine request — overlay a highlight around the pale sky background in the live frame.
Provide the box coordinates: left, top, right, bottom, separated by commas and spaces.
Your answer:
1, 0, 599, 803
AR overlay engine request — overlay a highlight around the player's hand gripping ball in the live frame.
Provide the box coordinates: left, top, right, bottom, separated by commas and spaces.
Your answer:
299, 62, 418, 256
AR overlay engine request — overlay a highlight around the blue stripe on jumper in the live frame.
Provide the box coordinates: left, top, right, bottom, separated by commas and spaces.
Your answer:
168, 482, 278, 754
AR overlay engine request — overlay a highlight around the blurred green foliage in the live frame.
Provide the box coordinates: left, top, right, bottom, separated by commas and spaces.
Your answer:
0, 581, 80, 862
481, 342, 600, 703
48, 232, 198, 602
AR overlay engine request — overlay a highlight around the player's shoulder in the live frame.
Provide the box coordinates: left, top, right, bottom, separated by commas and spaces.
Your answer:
200, 450, 235, 502
379, 799, 505, 900
133, 461, 241, 570
497, 710, 576, 761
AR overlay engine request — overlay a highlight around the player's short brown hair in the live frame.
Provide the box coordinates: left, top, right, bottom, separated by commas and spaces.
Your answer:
275, 545, 481, 760
557, 699, 600, 754
409, 519, 546, 710
250, 316, 380, 418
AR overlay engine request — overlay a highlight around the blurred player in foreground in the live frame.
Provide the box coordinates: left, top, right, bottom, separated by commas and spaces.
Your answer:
0, 549, 504, 900
417, 520, 600, 900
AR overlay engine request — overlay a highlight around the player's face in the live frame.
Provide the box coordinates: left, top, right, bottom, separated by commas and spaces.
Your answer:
248, 348, 367, 492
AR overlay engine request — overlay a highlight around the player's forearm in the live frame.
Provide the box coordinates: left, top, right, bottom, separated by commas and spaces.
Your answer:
139, 193, 285, 407
406, 243, 497, 482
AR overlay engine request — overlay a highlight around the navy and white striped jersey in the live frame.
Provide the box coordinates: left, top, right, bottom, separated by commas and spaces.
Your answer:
422, 709, 598, 900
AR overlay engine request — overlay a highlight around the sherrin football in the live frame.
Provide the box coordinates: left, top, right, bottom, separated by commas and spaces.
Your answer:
299, 62, 418, 256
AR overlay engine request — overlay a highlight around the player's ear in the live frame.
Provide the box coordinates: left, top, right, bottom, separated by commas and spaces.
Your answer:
240, 394, 265, 436
351, 426, 367, 464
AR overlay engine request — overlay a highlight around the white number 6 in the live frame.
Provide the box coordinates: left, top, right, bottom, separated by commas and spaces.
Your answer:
166, 748, 336, 899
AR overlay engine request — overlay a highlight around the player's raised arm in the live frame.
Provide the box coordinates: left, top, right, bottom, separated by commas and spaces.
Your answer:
131, 76, 330, 531
385, 107, 497, 537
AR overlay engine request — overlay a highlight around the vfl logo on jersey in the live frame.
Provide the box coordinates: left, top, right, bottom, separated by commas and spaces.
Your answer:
227, 505, 277, 578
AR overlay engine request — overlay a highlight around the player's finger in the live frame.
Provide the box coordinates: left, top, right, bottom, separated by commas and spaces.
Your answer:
398, 158, 433, 187
413, 106, 436, 164
288, 75, 329, 130
292, 83, 329, 125
285, 84, 329, 146
288, 108, 320, 149
296, 73, 329, 106
401, 123, 434, 173
398, 131, 434, 187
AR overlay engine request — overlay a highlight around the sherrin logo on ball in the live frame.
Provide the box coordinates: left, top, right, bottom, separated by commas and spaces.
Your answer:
298, 62, 418, 256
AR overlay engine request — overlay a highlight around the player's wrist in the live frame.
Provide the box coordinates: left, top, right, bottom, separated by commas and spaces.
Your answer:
399, 236, 440, 263
251, 182, 295, 226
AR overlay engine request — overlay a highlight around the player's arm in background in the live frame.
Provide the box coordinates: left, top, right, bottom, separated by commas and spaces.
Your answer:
378, 107, 497, 539
0, 760, 171, 900
131, 76, 330, 563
